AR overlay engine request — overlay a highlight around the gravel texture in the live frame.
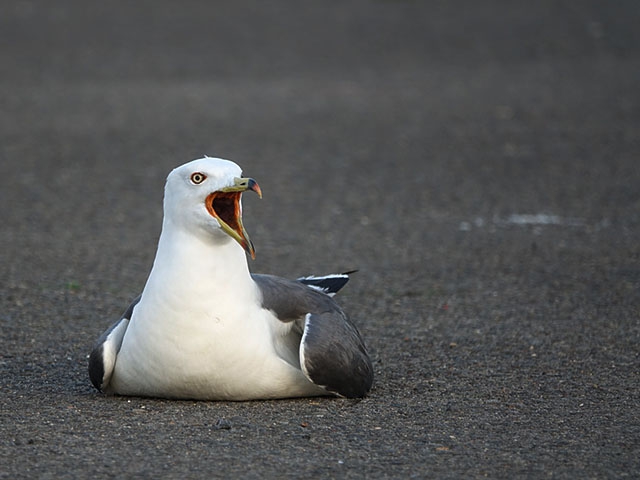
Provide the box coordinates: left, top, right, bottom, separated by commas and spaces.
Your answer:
1, 1, 639, 478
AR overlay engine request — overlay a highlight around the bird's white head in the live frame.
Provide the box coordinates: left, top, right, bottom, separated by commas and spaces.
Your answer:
163, 157, 262, 258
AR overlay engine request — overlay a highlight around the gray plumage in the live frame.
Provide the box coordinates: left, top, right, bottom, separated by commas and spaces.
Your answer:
89, 274, 373, 399
253, 274, 373, 397
87, 157, 373, 401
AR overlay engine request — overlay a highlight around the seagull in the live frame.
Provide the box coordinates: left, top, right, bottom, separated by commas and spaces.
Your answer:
88, 157, 373, 400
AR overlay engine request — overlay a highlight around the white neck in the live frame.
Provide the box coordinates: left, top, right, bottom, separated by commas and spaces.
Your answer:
141, 219, 254, 310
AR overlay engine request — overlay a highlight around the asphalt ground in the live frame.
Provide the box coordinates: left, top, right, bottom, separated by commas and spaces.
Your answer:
1, 1, 639, 478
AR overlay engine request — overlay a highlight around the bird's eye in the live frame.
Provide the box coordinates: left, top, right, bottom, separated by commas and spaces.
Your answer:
190, 172, 206, 184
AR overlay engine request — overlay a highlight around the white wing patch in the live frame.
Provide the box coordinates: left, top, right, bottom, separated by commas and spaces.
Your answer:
99, 318, 130, 390
299, 313, 316, 384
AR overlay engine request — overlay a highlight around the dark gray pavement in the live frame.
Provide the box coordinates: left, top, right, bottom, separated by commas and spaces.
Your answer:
2, 1, 639, 478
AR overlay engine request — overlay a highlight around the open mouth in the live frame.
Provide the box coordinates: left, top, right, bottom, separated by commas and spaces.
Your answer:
204, 177, 261, 258
209, 191, 243, 234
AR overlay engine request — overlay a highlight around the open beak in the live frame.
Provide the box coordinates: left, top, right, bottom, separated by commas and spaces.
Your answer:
205, 177, 262, 259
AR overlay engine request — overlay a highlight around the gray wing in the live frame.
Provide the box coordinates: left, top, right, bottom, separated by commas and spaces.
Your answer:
252, 274, 373, 398
300, 311, 373, 398
88, 295, 140, 392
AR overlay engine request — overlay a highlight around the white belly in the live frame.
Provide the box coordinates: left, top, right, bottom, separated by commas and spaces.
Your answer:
108, 299, 325, 400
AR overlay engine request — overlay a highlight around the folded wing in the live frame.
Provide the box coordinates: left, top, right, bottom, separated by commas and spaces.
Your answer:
253, 273, 373, 398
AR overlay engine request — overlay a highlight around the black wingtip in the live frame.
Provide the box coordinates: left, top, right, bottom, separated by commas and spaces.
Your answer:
297, 272, 356, 296
87, 296, 140, 393
88, 344, 105, 391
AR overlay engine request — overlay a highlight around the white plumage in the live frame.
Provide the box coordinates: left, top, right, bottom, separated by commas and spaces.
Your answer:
89, 157, 373, 401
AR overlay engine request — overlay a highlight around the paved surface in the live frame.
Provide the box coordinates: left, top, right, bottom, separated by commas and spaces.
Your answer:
1, 1, 639, 478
